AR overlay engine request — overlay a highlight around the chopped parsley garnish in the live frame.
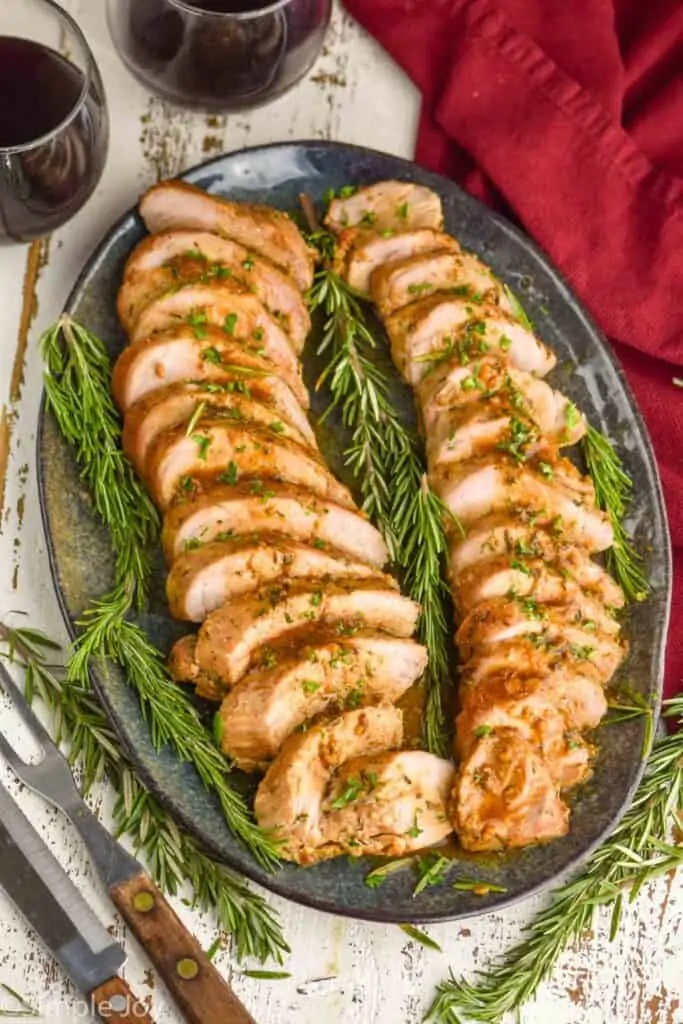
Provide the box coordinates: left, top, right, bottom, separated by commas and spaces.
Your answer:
187, 309, 209, 339
452, 878, 508, 895
201, 346, 223, 366
242, 258, 255, 271
330, 771, 377, 810
260, 648, 278, 669
397, 201, 409, 220
339, 184, 357, 198
499, 335, 512, 352
223, 313, 238, 336
510, 558, 531, 576
217, 461, 239, 485
359, 210, 377, 228
364, 857, 413, 889
191, 433, 212, 461
565, 402, 580, 429
252, 327, 264, 341
473, 724, 493, 738
413, 853, 452, 896
269, 421, 285, 434
538, 461, 554, 479
405, 812, 423, 839
301, 680, 321, 694
248, 479, 275, 499
497, 416, 539, 462
517, 596, 547, 620
407, 282, 433, 296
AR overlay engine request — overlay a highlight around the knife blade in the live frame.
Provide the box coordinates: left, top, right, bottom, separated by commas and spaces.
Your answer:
0, 778, 154, 1023
0, 660, 257, 1024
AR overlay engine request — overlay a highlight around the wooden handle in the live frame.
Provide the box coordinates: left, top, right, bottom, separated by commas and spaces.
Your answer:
110, 870, 257, 1024
89, 976, 154, 1024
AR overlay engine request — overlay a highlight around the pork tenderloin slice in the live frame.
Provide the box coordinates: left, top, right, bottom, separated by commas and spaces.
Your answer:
127, 282, 308, 407
448, 515, 622, 593
456, 597, 625, 682
453, 729, 569, 851
457, 591, 620, 645
166, 635, 232, 702
122, 382, 314, 478
146, 420, 352, 511
111, 327, 314, 444
161, 481, 387, 567
185, 578, 421, 685
459, 637, 606, 688
456, 673, 604, 789
432, 459, 613, 552
319, 750, 455, 859
139, 180, 315, 291
425, 371, 587, 466
254, 706, 404, 862
371, 249, 513, 319
167, 533, 394, 622
219, 633, 426, 771
452, 550, 625, 616
325, 181, 443, 236
339, 230, 461, 295
122, 229, 310, 349
386, 298, 555, 386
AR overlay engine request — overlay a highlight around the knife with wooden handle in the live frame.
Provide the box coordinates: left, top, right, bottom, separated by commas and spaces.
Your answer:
0, 661, 258, 1024
0, 779, 153, 1024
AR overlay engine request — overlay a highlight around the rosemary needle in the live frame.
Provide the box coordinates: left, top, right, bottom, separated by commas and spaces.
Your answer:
0, 623, 289, 965
582, 425, 649, 602
308, 261, 457, 756
399, 924, 442, 952
427, 690, 683, 1023
39, 316, 280, 872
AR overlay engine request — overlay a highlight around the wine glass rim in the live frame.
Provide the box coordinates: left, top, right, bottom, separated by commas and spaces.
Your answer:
0, 0, 97, 156
168, 0, 293, 19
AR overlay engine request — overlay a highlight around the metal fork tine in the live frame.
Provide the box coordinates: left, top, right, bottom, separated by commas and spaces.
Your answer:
0, 660, 63, 766
0, 660, 79, 801
0, 729, 30, 773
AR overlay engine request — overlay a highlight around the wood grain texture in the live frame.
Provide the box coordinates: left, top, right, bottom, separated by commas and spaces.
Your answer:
89, 975, 154, 1024
111, 872, 256, 1024
0, 1, 680, 1022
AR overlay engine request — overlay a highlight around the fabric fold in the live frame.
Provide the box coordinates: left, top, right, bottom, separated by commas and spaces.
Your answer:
343, 0, 683, 696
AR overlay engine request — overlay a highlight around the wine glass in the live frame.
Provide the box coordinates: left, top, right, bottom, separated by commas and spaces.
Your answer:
0, 0, 109, 244
106, 0, 332, 113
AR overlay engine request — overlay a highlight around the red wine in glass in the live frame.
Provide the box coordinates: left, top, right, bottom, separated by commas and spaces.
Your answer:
107, 0, 331, 112
0, 13, 108, 243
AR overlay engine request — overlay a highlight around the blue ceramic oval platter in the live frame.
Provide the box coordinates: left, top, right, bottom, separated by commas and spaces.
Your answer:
38, 142, 671, 922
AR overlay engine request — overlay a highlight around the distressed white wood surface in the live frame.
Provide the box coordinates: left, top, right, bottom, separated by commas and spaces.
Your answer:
0, 2, 681, 1021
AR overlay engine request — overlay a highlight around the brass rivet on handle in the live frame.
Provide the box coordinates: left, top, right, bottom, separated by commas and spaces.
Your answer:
132, 890, 156, 913
176, 958, 200, 980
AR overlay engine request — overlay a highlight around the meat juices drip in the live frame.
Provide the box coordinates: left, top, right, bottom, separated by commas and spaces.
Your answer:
326, 180, 626, 852
112, 179, 454, 864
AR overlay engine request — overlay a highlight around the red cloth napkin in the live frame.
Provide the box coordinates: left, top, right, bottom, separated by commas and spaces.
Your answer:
344, 0, 683, 701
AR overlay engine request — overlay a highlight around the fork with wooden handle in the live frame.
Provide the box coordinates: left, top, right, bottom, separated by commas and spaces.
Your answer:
0, 661, 257, 1024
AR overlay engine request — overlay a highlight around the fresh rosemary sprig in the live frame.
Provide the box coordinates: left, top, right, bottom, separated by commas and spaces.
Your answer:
427, 690, 683, 1023
0, 622, 289, 964
582, 424, 649, 602
42, 318, 159, 609
308, 263, 455, 756
40, 316, 280, 871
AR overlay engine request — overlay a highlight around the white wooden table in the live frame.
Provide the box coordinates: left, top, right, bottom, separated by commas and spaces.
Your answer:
0, 2, 681, 1021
